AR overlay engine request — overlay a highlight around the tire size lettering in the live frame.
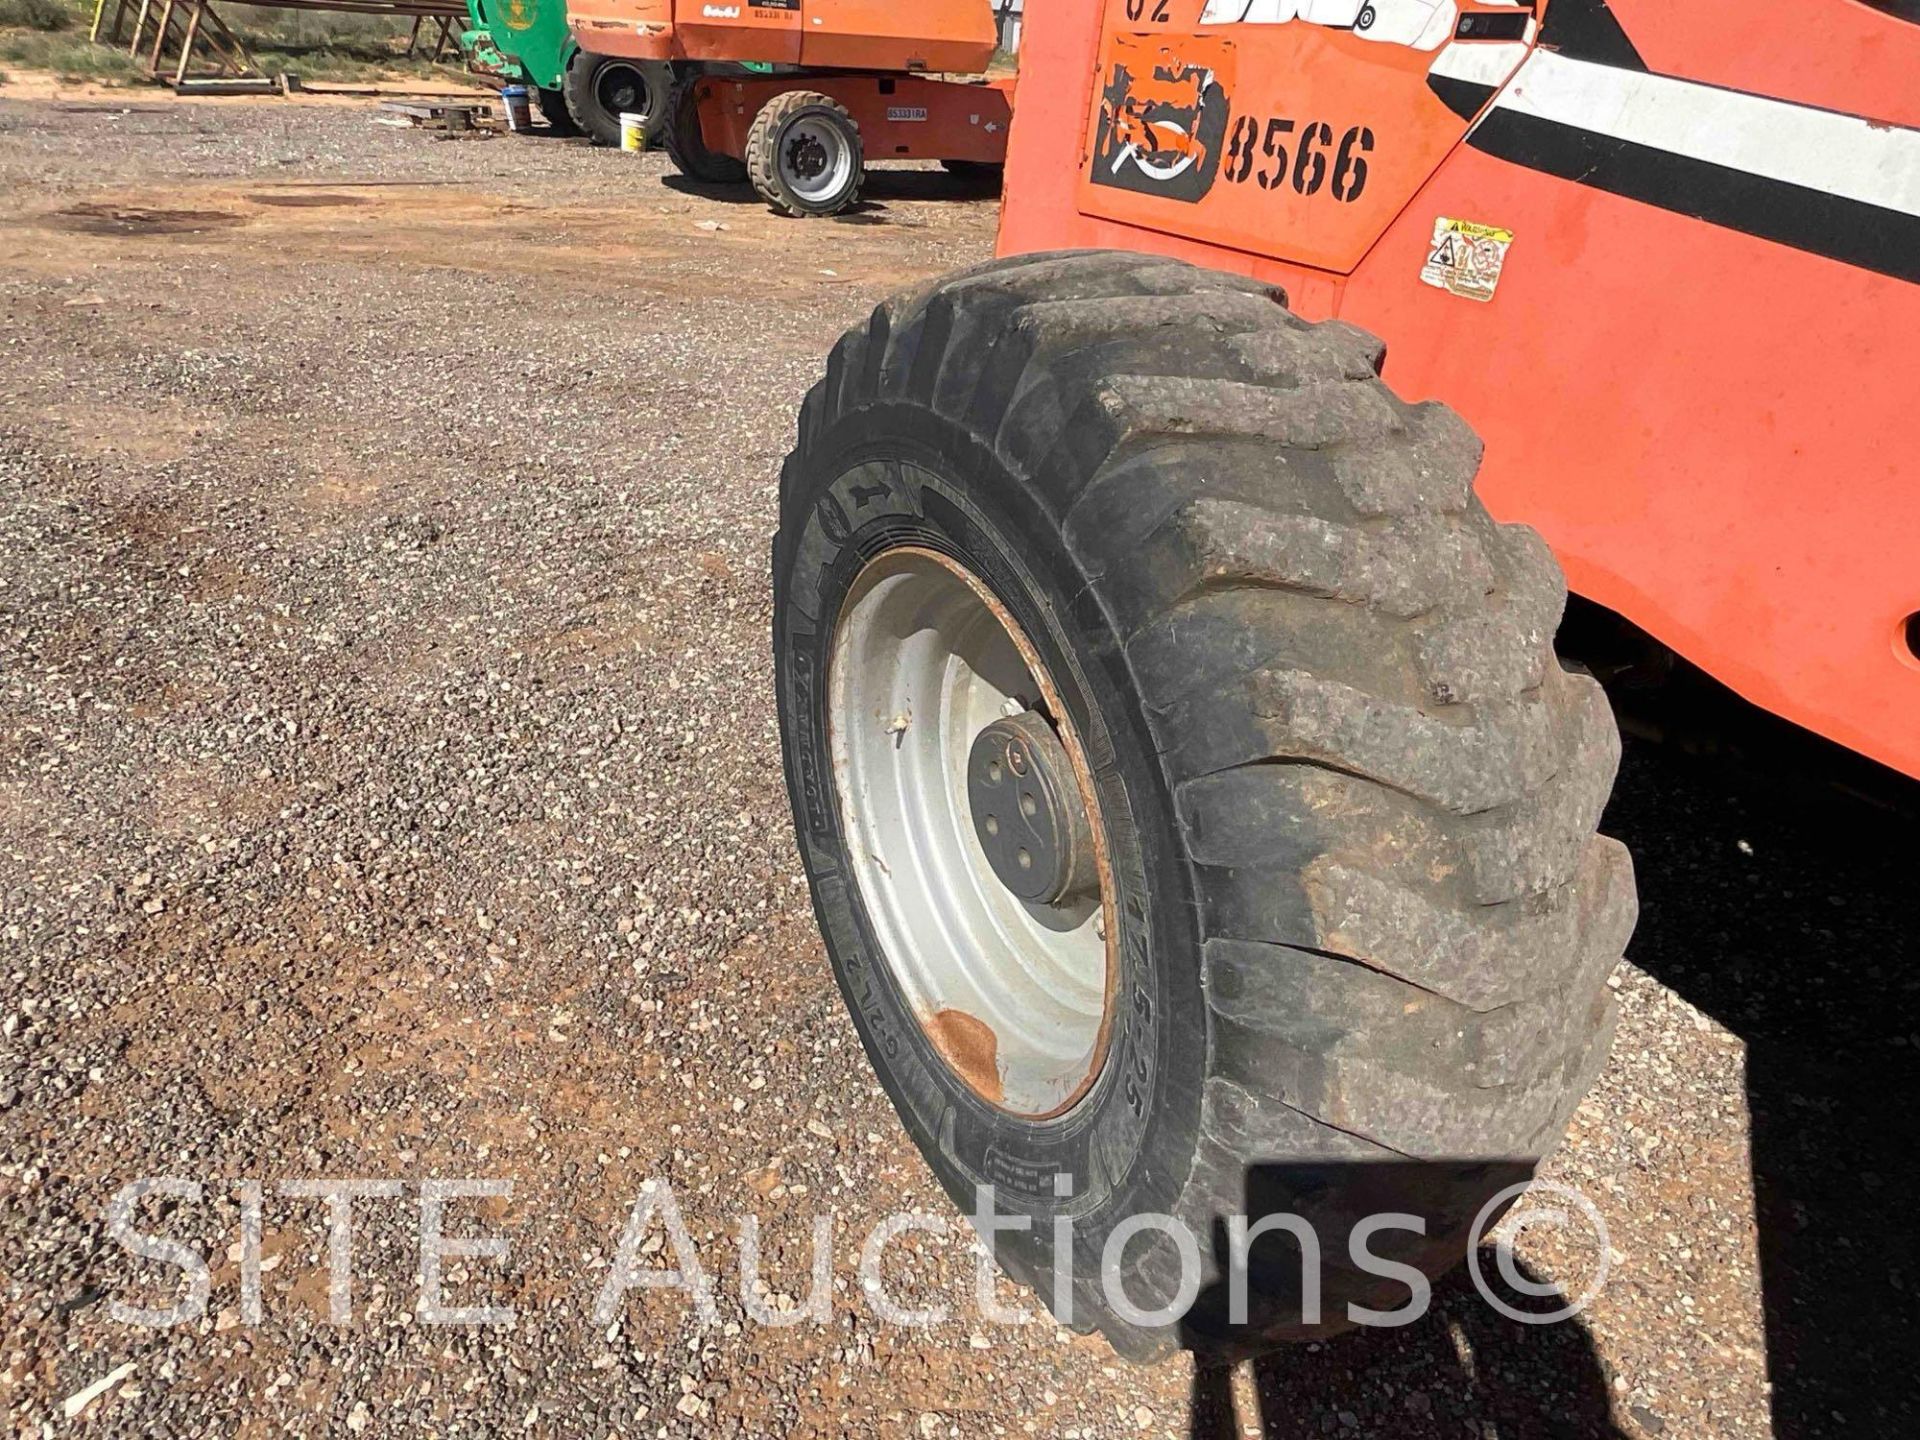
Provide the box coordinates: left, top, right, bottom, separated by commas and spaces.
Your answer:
1224, 117, 1373, 203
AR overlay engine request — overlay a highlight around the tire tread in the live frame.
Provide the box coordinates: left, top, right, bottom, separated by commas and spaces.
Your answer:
788, 250, 1635, 1359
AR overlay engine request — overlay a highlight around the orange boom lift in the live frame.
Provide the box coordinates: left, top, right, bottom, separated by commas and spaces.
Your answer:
565, 0, 1013, 214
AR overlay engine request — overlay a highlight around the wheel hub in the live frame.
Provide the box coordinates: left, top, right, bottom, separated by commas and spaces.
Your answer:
787, 134, 827, 181
967, 710, 1097, 906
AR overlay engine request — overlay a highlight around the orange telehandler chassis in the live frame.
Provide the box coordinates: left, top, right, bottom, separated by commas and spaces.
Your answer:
1003, 0, 1920, 782
566, 0, 1013, 212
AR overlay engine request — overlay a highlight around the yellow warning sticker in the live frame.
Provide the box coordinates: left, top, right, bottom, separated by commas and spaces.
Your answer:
1420, 217, 1514, 303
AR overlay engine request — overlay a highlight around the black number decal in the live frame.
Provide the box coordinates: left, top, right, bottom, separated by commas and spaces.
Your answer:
1331, 125, 1374, 202
1123, 0, 1169, 19
1221, 115, 1374, 204
1256, 117, 1294, 191
1225, 114, 1257, 185
1291, 120, 1332, 196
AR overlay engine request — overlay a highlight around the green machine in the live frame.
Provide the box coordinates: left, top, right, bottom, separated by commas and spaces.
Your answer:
460, 0, 670, 145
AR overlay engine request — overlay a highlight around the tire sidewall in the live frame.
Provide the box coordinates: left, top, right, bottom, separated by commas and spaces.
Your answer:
773, 402, 1207, 1303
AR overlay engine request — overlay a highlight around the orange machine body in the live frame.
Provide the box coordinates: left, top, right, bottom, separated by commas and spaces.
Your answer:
570, 0, 998, 72
1001, 0, 1920, 781
696, 72, 1012, 165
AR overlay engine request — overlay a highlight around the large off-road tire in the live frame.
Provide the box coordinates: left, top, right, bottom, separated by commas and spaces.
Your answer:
773, 250, 1637, 1360
662, 73, 748, 184
745, 90, 864, 217
535, 86, 579, 138
561, 49, 670, 149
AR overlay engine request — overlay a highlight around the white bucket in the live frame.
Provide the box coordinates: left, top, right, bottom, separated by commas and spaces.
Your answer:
619, 113, 647, 152
500, 86, 532, 134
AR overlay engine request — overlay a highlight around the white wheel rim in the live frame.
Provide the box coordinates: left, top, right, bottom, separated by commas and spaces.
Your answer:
779, 114, 855, 205
828, 547, 1114, 1118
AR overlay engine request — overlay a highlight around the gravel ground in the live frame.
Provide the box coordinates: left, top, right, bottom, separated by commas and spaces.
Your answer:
1, 90, 1912, 1439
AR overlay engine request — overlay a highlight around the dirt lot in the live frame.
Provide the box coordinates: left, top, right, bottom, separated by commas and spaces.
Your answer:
1, 88, 1914, 1439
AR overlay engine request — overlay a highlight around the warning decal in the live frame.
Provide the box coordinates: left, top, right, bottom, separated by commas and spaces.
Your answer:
1420, 216, 1513, 303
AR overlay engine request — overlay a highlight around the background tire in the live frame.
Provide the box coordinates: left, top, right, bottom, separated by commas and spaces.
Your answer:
773, 251, 1636, 1359
745, 90, 864, 217
562, 50, 670, 149
662, 73, 749, 183
536, 86, 579, 138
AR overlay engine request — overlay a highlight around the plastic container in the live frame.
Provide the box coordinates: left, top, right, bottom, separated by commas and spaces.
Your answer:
619, 112, 648, 152
500, 85, 532, 134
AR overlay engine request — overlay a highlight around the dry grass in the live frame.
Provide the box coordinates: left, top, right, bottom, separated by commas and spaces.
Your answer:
0, 0, 138, 82
0, 0, 469, 85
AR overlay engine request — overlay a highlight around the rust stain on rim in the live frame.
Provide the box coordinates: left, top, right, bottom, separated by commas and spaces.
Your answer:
923, 1008, 1006, 1105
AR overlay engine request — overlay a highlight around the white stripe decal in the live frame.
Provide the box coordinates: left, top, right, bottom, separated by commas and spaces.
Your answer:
1426, 40, 1528, 88
1483, 50, 1920, 218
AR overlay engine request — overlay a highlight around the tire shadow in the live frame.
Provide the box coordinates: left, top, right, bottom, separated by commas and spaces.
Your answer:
658, 169, 995, 212
1170, 1166, 1624, 1438
1182, 1260, 1624, 1438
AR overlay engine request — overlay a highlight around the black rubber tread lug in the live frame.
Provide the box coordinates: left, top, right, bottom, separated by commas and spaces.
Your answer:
1223, 319, 1385, 385
1132, 498, 1494, 621
1194, 833, 1634, 1015
1179, 719, 1625, 916
1300, 836, 1637, 1011
1327, 402, 1481, 517
1454, 670, 1621, 899
1163, 666, 1562, 811
1128, 587, 1426, 713
1064, 439, 1351, 594
1413, 526, 1567, 705
882, 256, 1288, 442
